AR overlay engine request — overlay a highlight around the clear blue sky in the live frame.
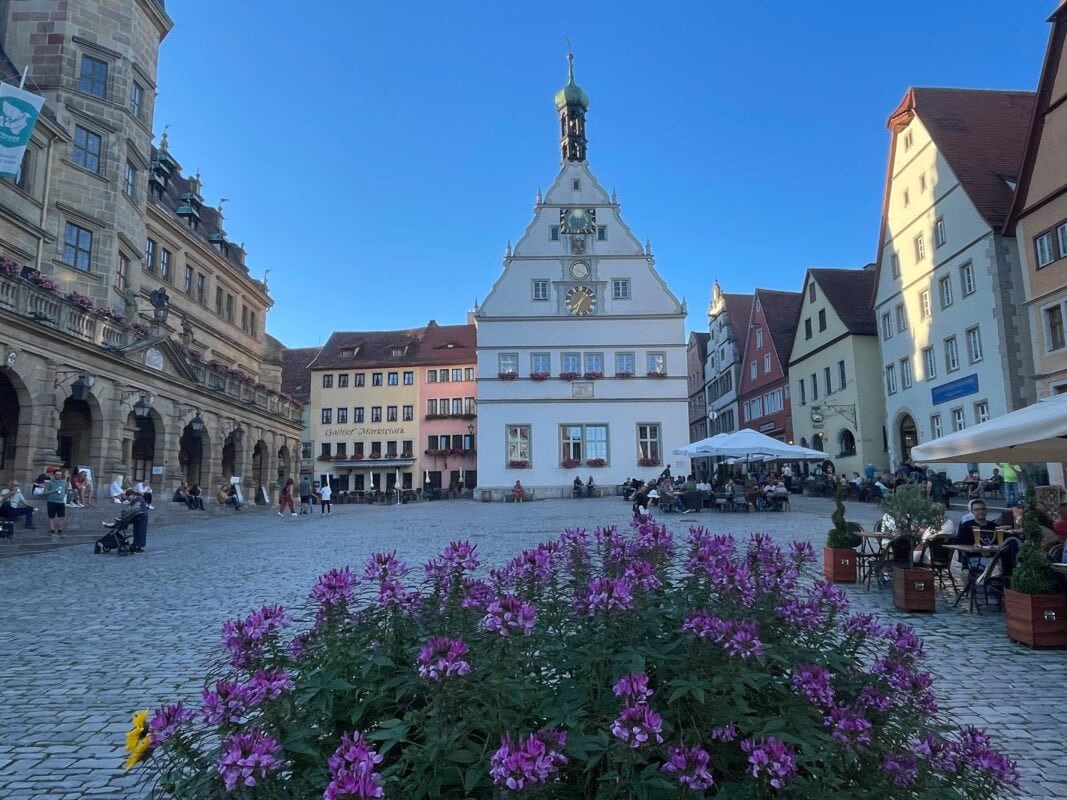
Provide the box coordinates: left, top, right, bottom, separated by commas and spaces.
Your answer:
154, 1, 1053, 348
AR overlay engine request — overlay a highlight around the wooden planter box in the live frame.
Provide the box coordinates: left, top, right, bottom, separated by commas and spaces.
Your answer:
1004, 589, 1067, 649
823, 547, 857, 583
892, 566, 935, 613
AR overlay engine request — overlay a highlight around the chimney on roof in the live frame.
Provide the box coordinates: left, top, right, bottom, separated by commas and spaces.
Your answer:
427, 320, 437, 327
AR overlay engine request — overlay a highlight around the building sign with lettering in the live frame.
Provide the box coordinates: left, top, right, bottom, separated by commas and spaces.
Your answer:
322, 426, 410, 439
931, 374, 979, 406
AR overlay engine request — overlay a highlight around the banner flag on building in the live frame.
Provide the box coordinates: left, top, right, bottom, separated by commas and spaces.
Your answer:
0, 81, 45, 179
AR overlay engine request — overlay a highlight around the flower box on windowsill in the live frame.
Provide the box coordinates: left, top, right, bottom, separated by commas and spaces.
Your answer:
561, 458, 581, 469
586, 458, 606, 468
369, 453, 381, 460
353, 454, 364, 460
498, 372, 518, 380
508, 460, 530, 469
638, 457, 661, 467
615, 372, 634, 379
646, 371, 667, 378
424, 449, 445, 457
583, 372, 603, 381
530, 372, 550, 381
559, 372, 580, 382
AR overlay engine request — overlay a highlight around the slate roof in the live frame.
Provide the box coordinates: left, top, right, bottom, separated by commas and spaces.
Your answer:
309, 328, 425, 371
754, 289, 803, 361
722, 293, 753, 338
280, 346, 320, 403
809, 268, 877, 336
890, 88, 1035, 230
418, 322, 477, 365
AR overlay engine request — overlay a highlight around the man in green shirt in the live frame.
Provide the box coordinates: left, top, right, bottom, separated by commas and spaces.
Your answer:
996, 463, 1021, 504
45, 469, 69, 536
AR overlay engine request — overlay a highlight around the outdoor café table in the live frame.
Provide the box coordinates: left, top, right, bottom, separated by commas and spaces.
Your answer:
946, 544, 1000, 614
856, 531, 894, 590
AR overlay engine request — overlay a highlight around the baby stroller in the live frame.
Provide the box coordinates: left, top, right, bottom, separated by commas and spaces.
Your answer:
94, 507, 146, 555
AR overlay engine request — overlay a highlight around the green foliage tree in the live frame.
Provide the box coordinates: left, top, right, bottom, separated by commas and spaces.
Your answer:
881, 484, 939, 538
1009, 487, 1056, 595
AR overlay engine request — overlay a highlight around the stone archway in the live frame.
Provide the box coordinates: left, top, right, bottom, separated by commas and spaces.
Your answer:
222, 435, 236, 480
898, 414, 917, 463
277, 443, 291, 484
838, 429, 857, 457
0, 369, 24, 484
128, 410, 158, 482
179, 423, 206, 487
58, 397, 93, 470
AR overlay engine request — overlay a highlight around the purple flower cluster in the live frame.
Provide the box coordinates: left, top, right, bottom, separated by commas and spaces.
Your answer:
216, 730, 282, 792
148, 702, 193, 746
312, 567, 357, 607
623, 560, 662, 593
482, 594, 537, 637
460, 577, 493, 611
417, 636, 471, 682
489, 728, 568, 791
791, 664, 834, 707
683, 612, 764, 660
630, 517, 675, 561
709, 724, 738, 742
325, 730, 385, 800
843, 613, 885, 639
953, 726, 1020, 789
578, 577, 634, 616
660, 743, 714, 791
362, 551, 409, 582
610, 672, 664, 749
740, 736, 797, 790
824, 705, 872, 748
612, 673, 653, 705
220, 605, 292, 669
501, 543, 558, 586
201, 669, 294, 725
882, 752, 918, 788
246, 668, 294, 704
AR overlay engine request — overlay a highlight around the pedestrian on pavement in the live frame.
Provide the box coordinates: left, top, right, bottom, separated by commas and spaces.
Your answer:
299, 476, 312, 514
996, 462, 1022, 504
319, 480, 332, 514
1, 481, 35, 529
124, 489, 149, 553
279, 478, 296, 516
69, 469, 86, 507
81, 470, 94, 507
46, 468, 70, 536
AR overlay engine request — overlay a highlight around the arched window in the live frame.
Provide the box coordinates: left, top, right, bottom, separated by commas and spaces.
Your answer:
838, 429, 857, 457
811, 433, 823, 452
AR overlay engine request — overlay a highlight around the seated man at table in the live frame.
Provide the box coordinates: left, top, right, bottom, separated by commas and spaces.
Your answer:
997, 499, 1024, 530
913, 503, 955, 565
956, 500, 998, 559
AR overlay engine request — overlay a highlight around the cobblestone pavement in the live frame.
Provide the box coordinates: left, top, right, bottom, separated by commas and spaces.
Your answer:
0, 496, 1064, 799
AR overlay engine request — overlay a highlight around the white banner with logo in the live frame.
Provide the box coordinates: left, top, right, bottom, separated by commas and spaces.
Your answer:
0, 82, 45, 178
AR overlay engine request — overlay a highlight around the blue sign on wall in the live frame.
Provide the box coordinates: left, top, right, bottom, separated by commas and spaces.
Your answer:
931, 373, 979, 406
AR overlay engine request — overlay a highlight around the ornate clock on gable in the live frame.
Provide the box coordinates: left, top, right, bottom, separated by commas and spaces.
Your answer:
565, 285, 597, 316
560, 208, 596, 234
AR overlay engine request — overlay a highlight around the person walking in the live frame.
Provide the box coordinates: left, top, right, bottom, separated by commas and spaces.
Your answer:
278, 478, 297, 516
123, 489, 149, 553
319, 480, 332, 515
46, 469, 70, 536
996, 463, 1022, 504
299, 476, 312, 515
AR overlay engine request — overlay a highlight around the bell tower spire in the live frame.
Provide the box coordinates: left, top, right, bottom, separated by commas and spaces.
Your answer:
554, 51, 589, 164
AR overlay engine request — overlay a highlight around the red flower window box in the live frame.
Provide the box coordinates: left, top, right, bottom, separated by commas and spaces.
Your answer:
508, 459, 530, 469
646, 371, 667, 378
616, 372, 634, 379
498, 372, 518, 380
583, 372, 603, 381
559, 372, 580, 382
585, 458, 606, 468
530, 372, 550, 381
561, 458, 581, 469
638, 457, 661, 467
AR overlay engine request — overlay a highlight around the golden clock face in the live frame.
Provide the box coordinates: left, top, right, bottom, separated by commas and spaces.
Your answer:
566, 285, 596, 316
560, 207, 596, 234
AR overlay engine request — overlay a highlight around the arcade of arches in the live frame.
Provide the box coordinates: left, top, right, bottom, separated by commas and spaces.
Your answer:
0, 360, 301, 503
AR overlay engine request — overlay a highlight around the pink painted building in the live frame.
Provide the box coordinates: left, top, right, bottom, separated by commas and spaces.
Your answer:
419, 322, 478, 493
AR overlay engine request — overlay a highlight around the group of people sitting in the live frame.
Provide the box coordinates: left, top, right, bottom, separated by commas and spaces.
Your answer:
571, 475, 597, 498
172, 482, 206, 510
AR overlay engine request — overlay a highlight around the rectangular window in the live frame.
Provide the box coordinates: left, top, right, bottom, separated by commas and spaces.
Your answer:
939, 275, 953, 309
974, 401, 990, 424
322, 374, 333, 388
249, 311, 257, 338
531, 352, 550, 374
930, 414, 942, 439
904, 130, 914, 151
404, 371, 414, 385
895, 303, 907, 333
372, 372, 383, 386
215, 287, 223, 315
616, 352, 635, 375
117, 253, 130, 292
597, 225, 607, 241
321, 408, 332, 424
922, 346, 936, 380
160, 248, 172, 283
811, 372, 819, 401
242, 307, 250, 335
403, 405, 413, 421
903, 188, 911, 207
354, 407, 364, 423
337, 407, 348, 424
818, 308, 827, 332
885, 364, 897, 394
808, 283, 816, 303
354, 373, 365, 387
1058, 223, 1067, 258
764, 353, 771, 374
914, 233, 926, 262
647, 352, 666, 374
1047, 305, 1065, 351
900, 357, 913, 389
920, 289, 931, 319
62, 222, 93, 271
755, 327, 764, 349
560, 352, 580, 373
532, 279, 549, 301
612, 279, 630, 300
183, 265, 193, 295
225, 293, 234, 323
799, 378, 806, 405
439, 369, 450, 382
935, 217, 946, 247
891, 253, 900, 279
838, 360, 846, 391
387, 406, 398, 422
335, 442, 347, 458
822, 366, 831, 396
72, 126, 102, 173
920, 173, 927, 193
1036, 232, 1055, 268
371, 406, 382, 422
549, 226, 559, 241
960, 262, 976, 296
498, 353, 519, 375
196, 273, 206, 304
123, 161, 137, 198
966, 326, 983, 363
465, 368, 475, 381
388, 372, 399, 386
584, 352, 604, 374
426, 369, 437, 383
764, 388, 784, 414
637, 424, 661, 462
507, 425, 531, 464
804, 318, 812, 340
320, 443, 331, 458
952, 407, 966, 432
370, 442, 382, 458
337, 374, 349, 388
750, 361, 757, 380
452, 369, 463, 382
881, 312, 892, 340
464, 397, 476, 414
451, 398, 463, 416
130, 81, 144, 118
945, 336, 960, 372
79, 54, 108, 98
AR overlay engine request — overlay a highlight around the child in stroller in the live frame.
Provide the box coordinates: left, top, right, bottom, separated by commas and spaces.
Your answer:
94, 506, 146, 555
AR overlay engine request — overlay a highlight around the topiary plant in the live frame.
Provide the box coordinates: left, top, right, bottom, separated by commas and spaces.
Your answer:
1009, 487, 1056, 595
881, 484, 940, 538
827, 484, 858, 549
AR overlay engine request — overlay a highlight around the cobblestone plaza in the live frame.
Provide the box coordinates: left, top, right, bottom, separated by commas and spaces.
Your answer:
1, 496, 1065, 799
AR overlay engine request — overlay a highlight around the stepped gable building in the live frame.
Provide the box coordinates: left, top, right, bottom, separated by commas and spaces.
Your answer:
873, 87, 1035, 478
306, 322, 477, 497
685, 330, 710, 477
474, 55, 688, 500
704, 282, 752, 437
280, 346, 321, 477
788, 267, 887, 475
0, 1, 301, 496
737, 289, 802, 445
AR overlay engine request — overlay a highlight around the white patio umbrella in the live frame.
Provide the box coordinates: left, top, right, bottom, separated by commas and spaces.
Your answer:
679, 428, 828, 461
910, 394, 1067, 463
672, 433, 730, 457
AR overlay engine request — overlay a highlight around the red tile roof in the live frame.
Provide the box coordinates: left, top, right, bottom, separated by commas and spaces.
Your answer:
722, 293, 754, 336
753, 289, 803, 361
307, 323, 477, 371
809, 268, 877, 336
418, 322, 477, 365
280, 346, 320, 402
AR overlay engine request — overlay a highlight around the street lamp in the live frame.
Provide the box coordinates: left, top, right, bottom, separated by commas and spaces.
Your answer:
190, 412, 205, 433
232, 422, 245, 444
132, 394, 151, 420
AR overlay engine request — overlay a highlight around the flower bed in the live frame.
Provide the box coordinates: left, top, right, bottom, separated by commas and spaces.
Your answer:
126, 521, 1017, 799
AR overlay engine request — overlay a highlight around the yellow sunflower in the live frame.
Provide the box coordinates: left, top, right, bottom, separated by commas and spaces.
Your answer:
124, 709, 152, 770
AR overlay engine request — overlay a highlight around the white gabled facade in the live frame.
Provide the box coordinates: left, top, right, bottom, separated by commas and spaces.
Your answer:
874, 89, 1035, 480
474, 57, 688, 499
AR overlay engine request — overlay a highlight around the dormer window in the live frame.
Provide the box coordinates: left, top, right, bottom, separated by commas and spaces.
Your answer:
391, 347, 404, 357
340, 348, 355, 359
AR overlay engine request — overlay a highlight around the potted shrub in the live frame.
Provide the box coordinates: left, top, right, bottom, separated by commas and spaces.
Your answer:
1005, 488, 1067, 649
882, 485, 938, 612
824, 486, 858, 583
